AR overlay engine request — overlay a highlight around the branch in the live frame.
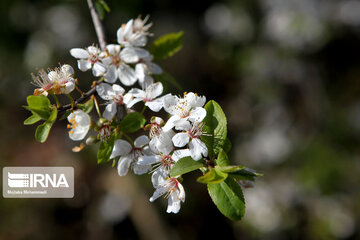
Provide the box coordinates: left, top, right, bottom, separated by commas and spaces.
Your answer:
58, 87, 96, 113
87, 0, 107, 50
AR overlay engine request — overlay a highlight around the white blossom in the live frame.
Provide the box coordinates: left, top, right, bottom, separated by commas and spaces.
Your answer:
67, 109, 91, 141
101, 44, 139, 86
127, 82, 165, 112
70, 46, 106, 77
149, 172, 185, 214
163, 92, 207, 131
135, 54, 162, 88
96, 82, 132, 121
172, 121, 208, 161
117, 16, 152, 48
32, 64, 76, 96
147, 117, 174, 154
110, 135, 154, 176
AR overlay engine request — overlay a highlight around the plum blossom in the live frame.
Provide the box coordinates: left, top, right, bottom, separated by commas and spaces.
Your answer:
70, 46, 106, 77
101, 44, 140, 86
146, 117, 174, 154
117, 15, 152, 48
32, 64, 76, 96
127, 82, 166, 112
135, 54, 162, 88
96, 82, 133, 121
172, 121, 208, 160
110, 135, 154, 176
150, 171, 185, 214
163, 92, 207, 131
67, 109, 91, 141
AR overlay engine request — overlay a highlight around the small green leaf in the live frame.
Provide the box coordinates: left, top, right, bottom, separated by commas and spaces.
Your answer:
216, 149, 230, 167
95, 1, 106, 20
35, 122, 52, 143
25, 95, 52, 120
99, 0, 110, 12
24, 114, 41, 125
170, 157, 204, 177
230, 169, 262, 182
202, 100, 227, 158
118, 112, 146, 133
47, 106, 58, 123
97, 137, 115, 164
59, 109, 71, 120
223, 138, 232, 153
216, 165, 245, 173
149, 31, 184, 60
207, 177, 245, 221
77, 98, 94, 113
197, 168, 228, 184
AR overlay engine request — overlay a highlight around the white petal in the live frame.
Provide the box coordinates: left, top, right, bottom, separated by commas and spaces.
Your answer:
133, 162, 151, 175
151, 169, 166, 188
167, 192, 181, 214
112, 84, 125, 95
118, 64, 137, 86
120, 47, 139, 63
137, 155, 160, 165
87, 46, 100, 55
110, 139, 132, 159
172, 133, 190, 147
117, 156, 132, 176
173, 119, 190, 131
67, 110, 90, 141
163, 115, 180, 131
106, 44, 121, 55
61, 64, 74, 76
163, 95, 179, 115
135, 63, 146, 82
92, 62, 107, 77
96, 83, 114, 100
145, 99, 163, 112
149, 184, 168, 202
147, 82, 163, 99
126, 97, 143, 108
103, 102, 117, 121
189, 138, 208, 161
189, 107, 206, 122
78, 60, 91, 72
148, 62, 162, 75
134, 135, 149, 148
62, 81, 75, 94
172, 149, 191, 162
70, 48, 90, 59
104, 65, 117, 83
133, 48, 151, 59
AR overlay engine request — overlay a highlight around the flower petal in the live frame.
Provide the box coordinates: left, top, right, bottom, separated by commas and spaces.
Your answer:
112, 84, 125, 95
118, 64, 137, 86
111, 139, 132, 159
172, 132, 190, 147
134, 135, 149, 148
148, 82, 163, 99
189, 138, 208, 161
70, 48, 90, 59
77, 60, 91, 72
133, 162, 151, 175
96, 83, 114, 100
92, 62, 107, 77
104, 65, 117, 83
163, 115, 180, 131
167, 192, 181, 214
117, 156, 132, 176
103, 102, 117, 121
120, 47, 139, 63
145, 99, 163, 112
189, 107, 206, 122
172, 149, 191, 162
137, 155, 160, 165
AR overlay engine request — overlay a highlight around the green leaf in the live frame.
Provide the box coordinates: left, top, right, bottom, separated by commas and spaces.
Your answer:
154, 71, 183, 91
223, 138, 232, 153
197, 168, 228, 184
201, 100, 227, 158
216, 149, 229, 167
77, 98, 94, 113
118, 112, 146, 133
47, 106, 58, 123
99, 0, 110, 12
216, 165, 245, 173
149, 31, 184, 60
24, 114, 41, 125
207, 177, 245, 221
35, 122, 52, 143
25, 95, 52, 120
170, 157, 204, 177
95, 1, 106, 20
59, 109, 71, 120
97, 137, 115, 164
230, 169, 262, 182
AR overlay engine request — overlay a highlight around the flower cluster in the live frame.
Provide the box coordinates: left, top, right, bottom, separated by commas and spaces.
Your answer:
25, 14, 256, 220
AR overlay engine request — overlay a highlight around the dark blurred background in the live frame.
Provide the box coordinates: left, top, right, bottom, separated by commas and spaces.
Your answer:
1, 0, 360, 239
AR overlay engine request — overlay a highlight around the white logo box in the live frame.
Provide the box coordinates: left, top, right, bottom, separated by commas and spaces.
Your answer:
3, 167, 74, 198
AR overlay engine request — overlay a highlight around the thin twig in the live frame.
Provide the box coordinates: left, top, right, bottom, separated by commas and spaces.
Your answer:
59, 0, 107, 114
87, 0, 107, 50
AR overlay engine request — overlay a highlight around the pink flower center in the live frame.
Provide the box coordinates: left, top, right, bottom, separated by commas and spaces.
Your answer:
150, 123, 161, 138
168, 178, 179, 189
89, 54, 98, 64
131, 147, 143, 159
113, 94, 124, 105
99, 125, 111, 141
112, 55, 122, 66
160, 155, 174, 168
